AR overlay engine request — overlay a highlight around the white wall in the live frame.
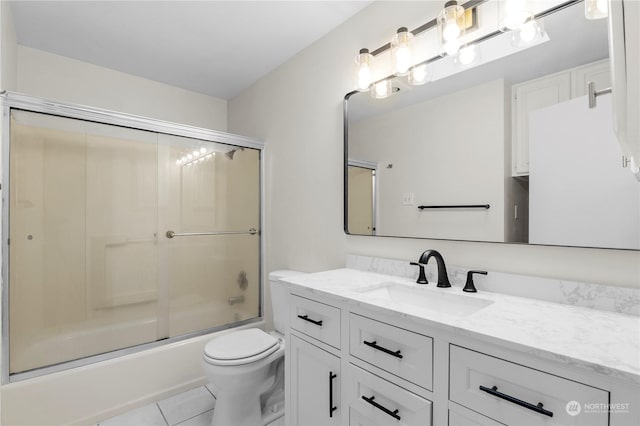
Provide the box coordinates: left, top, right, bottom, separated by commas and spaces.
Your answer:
17, 46, 228, 131
228, 1, 640, 289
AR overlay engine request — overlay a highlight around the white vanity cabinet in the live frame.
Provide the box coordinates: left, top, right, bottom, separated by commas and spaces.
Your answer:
512, 59, 610, 176
285, 290, 435, 426
283, 280, 639, 426
449, 345, 609, 425
287, 294, 343, 425
289, 335, 341, 426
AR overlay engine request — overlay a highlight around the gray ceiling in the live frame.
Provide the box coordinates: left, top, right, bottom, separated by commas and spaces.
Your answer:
10, 1, 371, 100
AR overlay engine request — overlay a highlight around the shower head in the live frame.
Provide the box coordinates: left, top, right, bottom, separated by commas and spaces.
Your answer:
224, 147, 244, 160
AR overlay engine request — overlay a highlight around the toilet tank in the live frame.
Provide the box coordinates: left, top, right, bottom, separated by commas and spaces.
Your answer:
268, 270, 304, 334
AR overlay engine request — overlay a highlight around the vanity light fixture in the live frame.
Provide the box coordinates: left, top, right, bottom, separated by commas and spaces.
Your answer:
391, 27, 414, 76
584, 0, 608, 19
438, 0, 466, 57
354, 48, 374, 91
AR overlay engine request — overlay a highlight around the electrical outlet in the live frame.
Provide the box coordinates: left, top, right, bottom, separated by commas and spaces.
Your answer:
402, 192, 415, 206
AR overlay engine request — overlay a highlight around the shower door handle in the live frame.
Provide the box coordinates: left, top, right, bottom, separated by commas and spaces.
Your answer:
166, 228, 258, 238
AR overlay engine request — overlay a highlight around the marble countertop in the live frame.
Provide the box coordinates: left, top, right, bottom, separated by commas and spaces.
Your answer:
281, 268, 640, 386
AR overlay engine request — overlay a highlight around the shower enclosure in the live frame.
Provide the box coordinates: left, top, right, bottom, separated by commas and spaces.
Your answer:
1, 93, 263, 382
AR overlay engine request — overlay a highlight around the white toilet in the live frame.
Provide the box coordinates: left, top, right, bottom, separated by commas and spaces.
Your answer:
202, 270, 301, 426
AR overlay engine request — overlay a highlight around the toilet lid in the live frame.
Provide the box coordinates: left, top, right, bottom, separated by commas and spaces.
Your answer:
204, 329, 278, 362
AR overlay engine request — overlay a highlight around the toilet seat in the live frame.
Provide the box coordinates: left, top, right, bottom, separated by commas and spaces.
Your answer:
203, 328, 280, 366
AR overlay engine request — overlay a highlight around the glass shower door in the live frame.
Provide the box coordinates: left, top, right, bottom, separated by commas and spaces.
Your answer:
9, 111, 159, 374
7, 108, 262, 378
158, 134, 261, 337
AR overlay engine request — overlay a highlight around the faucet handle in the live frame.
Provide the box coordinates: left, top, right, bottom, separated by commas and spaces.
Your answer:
463, 270, 487, 293
409, 262, 428, 284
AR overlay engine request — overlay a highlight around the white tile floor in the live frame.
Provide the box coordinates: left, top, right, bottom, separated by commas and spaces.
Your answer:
98, 385, 217, 426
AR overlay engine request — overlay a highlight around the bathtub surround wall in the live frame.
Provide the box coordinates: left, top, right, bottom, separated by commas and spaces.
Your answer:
228, 0, 640, 289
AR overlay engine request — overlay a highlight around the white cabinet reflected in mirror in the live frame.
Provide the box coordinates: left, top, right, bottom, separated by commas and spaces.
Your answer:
344, 0, 640, 250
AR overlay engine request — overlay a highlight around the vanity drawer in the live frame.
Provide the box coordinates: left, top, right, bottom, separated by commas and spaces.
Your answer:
449, 345, 609, 426
349, 313, 433, 390
347, 364, 433, 426
290, 294, 341, 349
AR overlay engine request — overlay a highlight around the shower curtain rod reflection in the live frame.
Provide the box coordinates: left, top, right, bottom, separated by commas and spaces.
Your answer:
165, 229, 259, 238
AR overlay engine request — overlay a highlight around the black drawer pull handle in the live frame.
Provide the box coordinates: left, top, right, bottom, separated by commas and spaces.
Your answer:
479, 385, 553, 418
362, 395, 401, 420
329, 372, 337, 417
363, 340, 403, 359
297, 314, 323, 326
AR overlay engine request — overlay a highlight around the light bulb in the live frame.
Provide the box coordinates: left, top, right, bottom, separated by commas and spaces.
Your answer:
371, 80, 394, 99
395, 46, 411, 74
505, 0, 525, 15
192, 150, 199, 157
357, 65, 372, 90
391, 27, 414, 76
501, 0, 530, 30
443, 20, 460, 42
519, 20, 537, 43
354, 48, 374, 91
176, 159, 181, 165
443, 40, 461, 56
181, 156, 187, 163
585, 0, 608, 19
409, 64, 429, 85
456, 45, 478, 66
200, 147, 207, 154
186, 154, 193, 160
375, 82, 389, 98
438, 1, 465, 57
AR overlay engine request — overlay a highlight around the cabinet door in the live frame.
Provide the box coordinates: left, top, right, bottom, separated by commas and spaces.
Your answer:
573, 60, 611, 97
512, 73, 571, 176
289, 335, 341, 426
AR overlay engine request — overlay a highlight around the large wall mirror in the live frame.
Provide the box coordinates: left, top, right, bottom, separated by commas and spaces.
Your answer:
344, 0, 640, 250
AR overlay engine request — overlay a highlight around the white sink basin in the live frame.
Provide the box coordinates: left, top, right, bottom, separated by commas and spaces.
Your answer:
359, 283, 494, 316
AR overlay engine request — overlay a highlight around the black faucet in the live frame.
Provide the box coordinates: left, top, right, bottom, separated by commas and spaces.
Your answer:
418, 250, 451, 288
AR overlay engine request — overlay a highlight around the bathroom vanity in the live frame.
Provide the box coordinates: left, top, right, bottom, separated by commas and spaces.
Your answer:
278, 268, 640, 426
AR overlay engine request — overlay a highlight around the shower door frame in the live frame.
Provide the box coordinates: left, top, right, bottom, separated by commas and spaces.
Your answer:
1, 92, 266, 384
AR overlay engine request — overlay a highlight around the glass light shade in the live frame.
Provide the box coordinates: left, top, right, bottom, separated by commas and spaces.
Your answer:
408, 64, 430, 85
455, 44, 480, 67
391, 27, 414, 76
354, 48, 374, 91
498, 0, 533, 31
511, 18, 544, 47
438, 1, 466, 57
585, 0, 608, 19
371, 80, 393, 99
